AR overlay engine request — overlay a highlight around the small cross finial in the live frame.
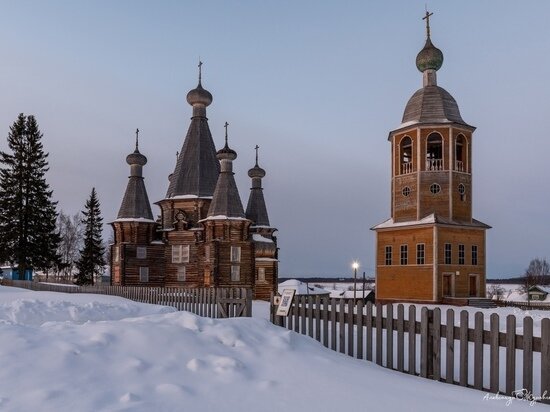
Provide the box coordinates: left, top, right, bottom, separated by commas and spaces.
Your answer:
135, 128, 140, 150
198, 60, 203, 84
224, 122, 229, 147
176, 151, 179, 164
254, 145, 259, 166
423, 7, 433, 39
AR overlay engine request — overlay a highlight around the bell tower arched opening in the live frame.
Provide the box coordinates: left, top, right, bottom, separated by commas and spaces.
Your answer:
400, 136, 413, 174
426, 132, 443, 171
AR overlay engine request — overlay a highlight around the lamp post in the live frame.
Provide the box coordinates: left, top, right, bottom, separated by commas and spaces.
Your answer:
352, 261, 359, 302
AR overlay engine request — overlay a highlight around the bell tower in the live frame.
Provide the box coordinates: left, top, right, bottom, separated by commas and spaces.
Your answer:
372, 11, 490, 304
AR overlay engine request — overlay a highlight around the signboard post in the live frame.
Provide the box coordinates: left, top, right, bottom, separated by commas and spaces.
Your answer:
276, 289, 296, 317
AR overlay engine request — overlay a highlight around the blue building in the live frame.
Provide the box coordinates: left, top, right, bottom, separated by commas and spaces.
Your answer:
0, 266, 33, 281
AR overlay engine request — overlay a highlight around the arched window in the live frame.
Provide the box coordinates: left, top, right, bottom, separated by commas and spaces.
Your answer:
426, 133, 443, 171
455, 135, 466, 172
400, 136, 413, 174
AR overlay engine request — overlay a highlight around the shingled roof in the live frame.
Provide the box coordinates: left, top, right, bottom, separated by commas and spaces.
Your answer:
117, 144, 154, 221
117, 175, 154, 220
166, 82, 220, 198
245, 153, 270, 226
207, 131, 246, 219
401, 85, 468, 127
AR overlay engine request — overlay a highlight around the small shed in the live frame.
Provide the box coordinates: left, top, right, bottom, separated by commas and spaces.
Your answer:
0, 266, 33, 281
278, 279, 330, 298
528, 285, 550, 301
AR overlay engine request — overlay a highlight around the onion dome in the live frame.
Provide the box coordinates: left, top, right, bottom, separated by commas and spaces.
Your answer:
186, 83, 213, 107
416, 38, 443, 72
217, 122, 237, 160
248, 146, 266, 178
126, 149, 147, 166
248, 164, 266, 179
126, 129, 147, 166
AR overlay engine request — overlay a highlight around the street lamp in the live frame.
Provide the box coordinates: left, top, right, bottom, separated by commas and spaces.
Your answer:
352, 261, 359, 302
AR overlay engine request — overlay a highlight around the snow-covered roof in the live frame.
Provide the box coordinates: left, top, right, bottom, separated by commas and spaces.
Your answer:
278, 279, 329, 296
112, 217, 157, 224
371, 213, 491, 230
198, 215, 249, 222
328, 289, 374, 299
529, 285, 550, 294
252, 234, 273, 243
168, 195, 213, 200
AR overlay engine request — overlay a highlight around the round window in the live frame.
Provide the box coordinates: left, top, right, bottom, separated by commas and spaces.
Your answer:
430, 183, 441, 194
402, 186, 411, 197
458, 184, 465, 195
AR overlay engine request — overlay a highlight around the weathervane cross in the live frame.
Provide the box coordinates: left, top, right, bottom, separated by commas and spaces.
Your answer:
423, 8, 433, 38
198, 60, 203, 83
135, 128, 140, 150
254, 145, 259, 165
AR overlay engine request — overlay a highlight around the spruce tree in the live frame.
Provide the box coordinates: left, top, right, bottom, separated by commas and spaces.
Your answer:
0, 114, 60, 279
75, 188, 105, 285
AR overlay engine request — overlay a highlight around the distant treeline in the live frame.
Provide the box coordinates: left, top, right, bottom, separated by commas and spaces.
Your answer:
279, 277, 375, 283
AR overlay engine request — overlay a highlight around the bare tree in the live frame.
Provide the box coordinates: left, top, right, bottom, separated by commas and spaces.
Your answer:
56, 211, 83, 282
487, 284, 506, 301
523, 258, 550, 298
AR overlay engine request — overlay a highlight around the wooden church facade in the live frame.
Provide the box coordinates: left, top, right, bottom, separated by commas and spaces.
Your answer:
372, 13, 490, 304
110, 69, 278, 300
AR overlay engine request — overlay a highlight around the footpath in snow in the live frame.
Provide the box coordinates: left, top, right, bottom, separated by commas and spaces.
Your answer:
0, 286, 542, 411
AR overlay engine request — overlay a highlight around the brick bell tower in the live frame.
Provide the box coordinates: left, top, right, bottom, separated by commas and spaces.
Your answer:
372, 11, 490, 304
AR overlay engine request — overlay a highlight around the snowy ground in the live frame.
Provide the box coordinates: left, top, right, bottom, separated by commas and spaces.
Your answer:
0, 287, 543, 411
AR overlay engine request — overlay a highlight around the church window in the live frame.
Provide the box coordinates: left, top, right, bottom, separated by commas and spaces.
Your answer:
205, 245, 210, 261
444, 243, 452, 264
385, 246, 392, 265
231, 246, 241, 263
458, 244, 465, 265
426, 133, 443, 171
458, 184, 466, 201
136, 247, 146, 259
430, 183, 441, 194
455, 135, 466, 172
400, 136, 413, 174
402, 186, 411, 197
177, 266, 186, 282
416, 244, 425, 265
471, 245, 478, 266
172, 245, 190, 263
114, 246, 119, 263
400, 245, 408, 265
139, 267, 149, 282
258, 267, 266, 282
231, 265, 240, 281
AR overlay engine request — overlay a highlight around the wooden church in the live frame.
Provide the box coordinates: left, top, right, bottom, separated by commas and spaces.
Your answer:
372, 13, 490, 304
109, 66, 278, 300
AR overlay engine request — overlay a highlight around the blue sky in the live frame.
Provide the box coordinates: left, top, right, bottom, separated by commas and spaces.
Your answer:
0, 1, 549, 278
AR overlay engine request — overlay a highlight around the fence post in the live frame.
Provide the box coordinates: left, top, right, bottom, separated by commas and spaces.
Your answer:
245, 288, 253, 317
270, 291, 274, 324
506, 314, 516, 395
541, 318, 550, 403
490, 313, 500, 393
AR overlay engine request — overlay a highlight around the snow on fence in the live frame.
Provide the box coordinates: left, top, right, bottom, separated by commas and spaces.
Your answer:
271, 295, 550, 404
497, 300, 550, 311
2, 279, 252, 318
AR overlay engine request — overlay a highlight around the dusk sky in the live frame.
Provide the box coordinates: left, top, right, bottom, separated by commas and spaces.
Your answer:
0, 1, 549, 278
